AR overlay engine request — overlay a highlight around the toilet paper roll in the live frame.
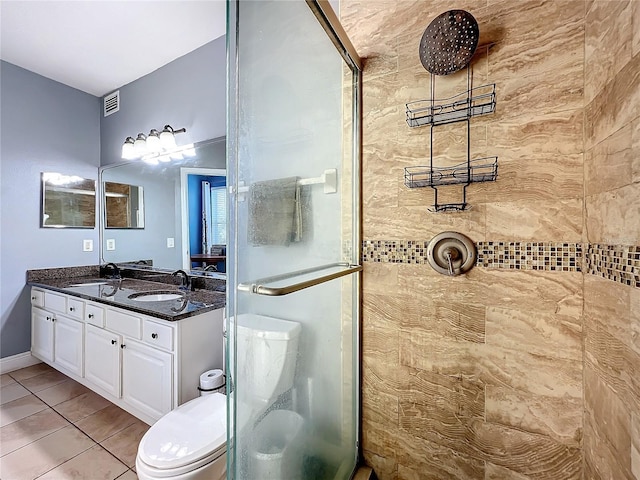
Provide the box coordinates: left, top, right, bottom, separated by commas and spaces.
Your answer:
200, 369, 224, 390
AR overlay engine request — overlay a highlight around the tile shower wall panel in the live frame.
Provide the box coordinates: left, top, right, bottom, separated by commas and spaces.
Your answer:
341, 0, 587, 478
584, 0, 640, 478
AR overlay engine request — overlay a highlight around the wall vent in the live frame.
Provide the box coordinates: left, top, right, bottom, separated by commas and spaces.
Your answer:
103, 90, 119, 117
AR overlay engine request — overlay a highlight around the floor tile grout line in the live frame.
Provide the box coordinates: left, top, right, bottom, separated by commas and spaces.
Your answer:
30, 437, 105, 480
32, 442, 129, 480
0, 403, 71, 458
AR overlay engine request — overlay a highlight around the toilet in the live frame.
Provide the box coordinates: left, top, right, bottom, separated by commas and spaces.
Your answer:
136, 314, 302, 480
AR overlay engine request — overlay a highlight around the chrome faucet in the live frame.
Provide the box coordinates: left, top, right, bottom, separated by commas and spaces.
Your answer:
172, 269, 190, 291
103, 262, 121, 279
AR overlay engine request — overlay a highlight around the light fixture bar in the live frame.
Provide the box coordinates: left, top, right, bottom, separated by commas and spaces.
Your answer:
121, 125, 187, 161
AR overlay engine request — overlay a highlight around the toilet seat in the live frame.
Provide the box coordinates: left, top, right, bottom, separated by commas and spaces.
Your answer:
137, 393, 227, 476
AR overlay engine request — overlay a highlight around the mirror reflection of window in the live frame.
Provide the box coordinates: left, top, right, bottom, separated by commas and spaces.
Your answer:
41, 172, 96, 228
104, 182, 145, 229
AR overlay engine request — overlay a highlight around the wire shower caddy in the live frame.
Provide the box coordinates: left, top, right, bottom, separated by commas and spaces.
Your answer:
404, 66, 498, 212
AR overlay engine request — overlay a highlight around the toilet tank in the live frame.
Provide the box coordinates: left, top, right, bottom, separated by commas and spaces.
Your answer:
234, 314, 301, 404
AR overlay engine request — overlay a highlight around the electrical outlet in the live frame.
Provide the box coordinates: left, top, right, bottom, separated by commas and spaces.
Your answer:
167, 237, 175, 248
106, 239, 116, 251
83, 239, 93, 252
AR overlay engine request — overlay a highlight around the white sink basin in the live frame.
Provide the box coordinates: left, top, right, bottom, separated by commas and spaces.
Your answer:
69, 281, 109, 287
129, 292, 184, 302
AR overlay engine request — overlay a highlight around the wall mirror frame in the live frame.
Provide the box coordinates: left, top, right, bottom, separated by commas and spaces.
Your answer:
41, 172, 96, 228
104, 182, 145, 229
99, 136, 226, 276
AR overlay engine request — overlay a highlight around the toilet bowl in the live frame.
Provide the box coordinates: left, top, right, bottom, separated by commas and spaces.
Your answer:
136, 393, 227, 480
136, 314, 302, 480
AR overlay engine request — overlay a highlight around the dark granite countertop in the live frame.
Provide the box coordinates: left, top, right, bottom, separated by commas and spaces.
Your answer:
28, 275, 225, 322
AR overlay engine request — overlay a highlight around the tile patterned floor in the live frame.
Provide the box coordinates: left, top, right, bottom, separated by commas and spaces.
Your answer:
0, 363, 148, 480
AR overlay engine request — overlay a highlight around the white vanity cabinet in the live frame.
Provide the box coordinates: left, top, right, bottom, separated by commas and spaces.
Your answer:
30, 287, 224, 425
84, 323, 121, 397
31, 306, 54, 362
122, 338, 173, 420
31, 290, 84, 375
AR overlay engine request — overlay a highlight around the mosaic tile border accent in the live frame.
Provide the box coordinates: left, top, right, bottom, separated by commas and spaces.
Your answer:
585, 244, 640, 288
362, 240, 583, 271
476, 242, 582, 271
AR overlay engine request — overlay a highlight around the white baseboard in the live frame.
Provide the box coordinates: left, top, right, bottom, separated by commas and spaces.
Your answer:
0, 352, 42, 374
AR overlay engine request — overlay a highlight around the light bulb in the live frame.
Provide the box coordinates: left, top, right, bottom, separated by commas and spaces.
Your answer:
121, 137, 136, 160
133, 133, 148, 156
160, 125, 176, 148
146, 129, 162, 153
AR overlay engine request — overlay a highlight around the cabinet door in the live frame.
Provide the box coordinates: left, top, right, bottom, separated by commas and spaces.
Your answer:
54, 315, 83, 377
85, 324, 121, 397
122, 339, 172, 420
32, 307, 54, 362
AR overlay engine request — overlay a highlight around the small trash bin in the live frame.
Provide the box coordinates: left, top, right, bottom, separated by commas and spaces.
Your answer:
250, 410, 304, 480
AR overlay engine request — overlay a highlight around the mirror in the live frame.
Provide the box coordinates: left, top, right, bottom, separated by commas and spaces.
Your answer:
104, 182, 145, 229
41, 172, 96, 228
100, 137, 226, 274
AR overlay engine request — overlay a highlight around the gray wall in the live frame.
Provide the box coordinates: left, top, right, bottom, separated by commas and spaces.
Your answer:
0, 60, 101, 358
100, 37, 226, 166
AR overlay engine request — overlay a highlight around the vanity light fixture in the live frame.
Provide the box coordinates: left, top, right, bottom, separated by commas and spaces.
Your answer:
121, 124, 187, 161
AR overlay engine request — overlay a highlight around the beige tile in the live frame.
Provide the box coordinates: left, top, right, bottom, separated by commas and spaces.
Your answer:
0, 408, 68, 456
585, 182, 640, 245
35, 378, 90, 406
100, 420, 150, 468
486, 386, 582, 447
632, 413, 640, 480
633, 116, 640, 185
75, 404, 138, 443
632, 288, 640, 357
115, 470, 138, 480
584, 0, 632, 104
0, 382, 31, 405
0, 394, 48, 427
585, 123, 633, 197
7, 362, 53, 382
634, 0, 640, 57
486, 306, 581, 361
584, 275, 630, 348
485, 463, 529, 480
485, 198, 582, 242
54, 390, 113, 423
0, 374, 15, 388
20, 368, 69, 393
0, 425, 94, 479
585, 52, 640, 149
37, 444, 129, 480
363, 448, 397, 480
395, 428, 484, 480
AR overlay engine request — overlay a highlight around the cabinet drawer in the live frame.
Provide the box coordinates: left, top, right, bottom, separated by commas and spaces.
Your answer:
44, 291, 66, 314
66, 298, 84, 320
142, 320, 174, 351
85, 303, 105, 327
30, 289, 44, 308
106, 308, 141, 339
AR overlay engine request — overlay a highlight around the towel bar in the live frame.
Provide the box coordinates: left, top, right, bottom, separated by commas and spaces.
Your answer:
234, 168, 337, 200
237, 262, 361, 296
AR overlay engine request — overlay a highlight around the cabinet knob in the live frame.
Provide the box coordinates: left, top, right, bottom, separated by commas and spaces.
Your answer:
46, 316, 51, 321
88, 314, 94, 319
31, 296, 36, 300
111, 339, 117, 345
51, 318, 55, 322
120, 344, 126, 349
69, 307, 75, 312
151, 333, 158, 339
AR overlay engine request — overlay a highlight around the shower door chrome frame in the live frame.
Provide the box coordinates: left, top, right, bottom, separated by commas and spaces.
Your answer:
226, 0, 363, 478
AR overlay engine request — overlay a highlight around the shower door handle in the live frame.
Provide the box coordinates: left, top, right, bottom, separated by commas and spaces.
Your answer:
238, 262, 362, 296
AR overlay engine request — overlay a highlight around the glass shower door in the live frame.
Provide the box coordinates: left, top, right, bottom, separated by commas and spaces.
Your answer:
226, 1, 361, 479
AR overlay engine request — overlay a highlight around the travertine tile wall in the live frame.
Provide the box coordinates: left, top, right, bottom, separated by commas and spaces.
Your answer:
338, 0, 627, 478
583, 1, 640, 479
